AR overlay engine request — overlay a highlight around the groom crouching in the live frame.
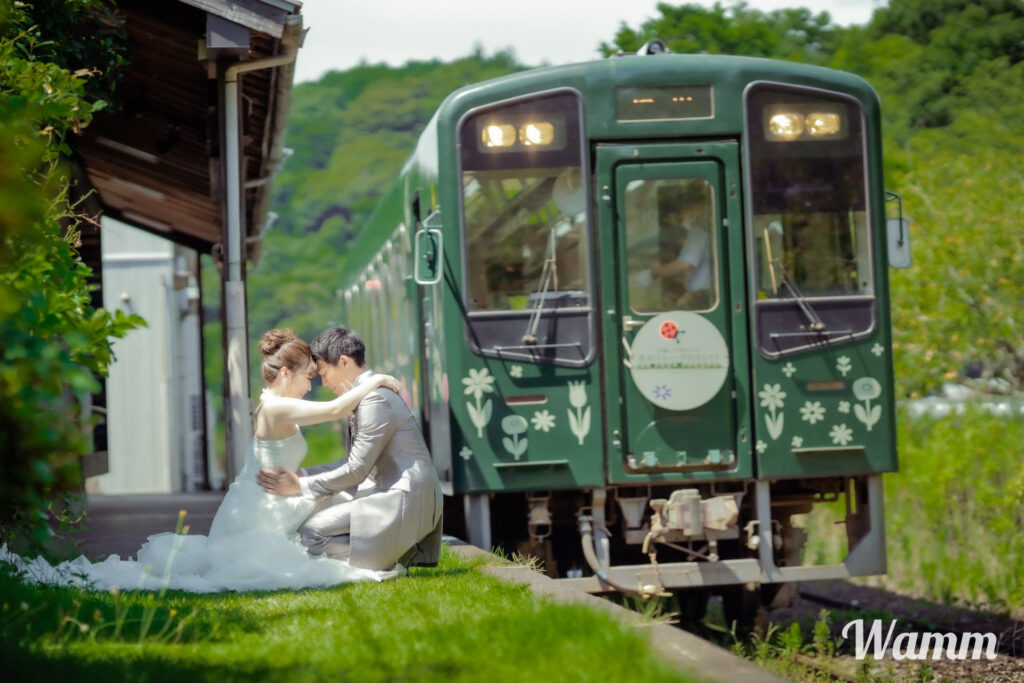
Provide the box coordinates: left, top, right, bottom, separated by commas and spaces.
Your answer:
258, 326, 443, 571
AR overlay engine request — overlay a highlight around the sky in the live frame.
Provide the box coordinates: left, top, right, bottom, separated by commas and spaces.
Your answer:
292, 0, 884, 84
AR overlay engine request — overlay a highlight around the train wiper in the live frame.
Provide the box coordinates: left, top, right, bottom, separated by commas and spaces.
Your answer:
522, 226, 559, 345
762, 227, 825, 333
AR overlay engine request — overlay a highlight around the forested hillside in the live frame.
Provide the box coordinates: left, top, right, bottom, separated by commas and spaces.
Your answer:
238, 0, 1024, 405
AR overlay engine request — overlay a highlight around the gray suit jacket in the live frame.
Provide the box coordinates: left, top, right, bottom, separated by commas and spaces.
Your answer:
300, 373, 442, 570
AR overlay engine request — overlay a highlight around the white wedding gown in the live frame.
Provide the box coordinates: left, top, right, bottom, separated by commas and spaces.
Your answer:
1, 428, 399, 592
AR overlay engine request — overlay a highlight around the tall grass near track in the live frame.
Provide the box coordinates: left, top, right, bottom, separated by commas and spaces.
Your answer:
806, 408, 1024, 615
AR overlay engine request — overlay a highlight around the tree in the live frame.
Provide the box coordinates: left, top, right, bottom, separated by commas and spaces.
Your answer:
0, 1, 142, 551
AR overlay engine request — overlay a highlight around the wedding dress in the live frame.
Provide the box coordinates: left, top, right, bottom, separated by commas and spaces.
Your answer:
1, 426, 400, 592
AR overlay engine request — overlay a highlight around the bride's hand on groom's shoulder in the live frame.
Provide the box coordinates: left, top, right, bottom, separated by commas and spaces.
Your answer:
376, 374, 403, 395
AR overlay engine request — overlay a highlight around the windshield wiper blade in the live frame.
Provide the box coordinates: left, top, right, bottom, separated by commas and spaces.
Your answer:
522, 226, 559, 345
776, 262, 826, 333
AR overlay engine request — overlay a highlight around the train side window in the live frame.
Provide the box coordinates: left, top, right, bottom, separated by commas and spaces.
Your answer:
458, 90, 592, 366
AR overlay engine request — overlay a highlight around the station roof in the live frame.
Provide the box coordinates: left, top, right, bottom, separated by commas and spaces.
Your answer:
75, 0, 303, 262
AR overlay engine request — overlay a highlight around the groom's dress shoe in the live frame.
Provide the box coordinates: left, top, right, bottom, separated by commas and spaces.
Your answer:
397, 516, 443, 568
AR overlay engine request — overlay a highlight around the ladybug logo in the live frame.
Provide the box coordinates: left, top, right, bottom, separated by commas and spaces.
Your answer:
659, 321, 678, 340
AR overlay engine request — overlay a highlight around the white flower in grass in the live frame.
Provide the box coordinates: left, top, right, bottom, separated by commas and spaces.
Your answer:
829, 424, 854, 446
459, 446, 473, 461
509, 365, 523, 379
836, 356, 852, 377
838, 400, 851, 414
462, 367, 495, 401
791, 436, 804, 448
871, 343, 885, 357
531, 410, 556, 432
781, 362, 797, 378
799, 400, 826, 424
758, 383, 787, 411
756, 440, 767, 454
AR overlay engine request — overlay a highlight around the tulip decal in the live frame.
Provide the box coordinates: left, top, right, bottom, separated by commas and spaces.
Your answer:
501, 415, 529, 460
567, 381, 591, 445
852, 377, 882, 432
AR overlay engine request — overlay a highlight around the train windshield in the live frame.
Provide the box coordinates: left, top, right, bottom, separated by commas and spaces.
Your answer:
459, 92, 588, 313
746, 85, 872, 300
458, 91, 592, 365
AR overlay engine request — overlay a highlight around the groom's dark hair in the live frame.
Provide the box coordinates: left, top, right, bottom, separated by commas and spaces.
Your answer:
310, 326, 366, 367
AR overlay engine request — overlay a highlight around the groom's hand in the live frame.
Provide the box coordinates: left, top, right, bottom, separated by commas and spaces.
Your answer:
257, 466, 301, 496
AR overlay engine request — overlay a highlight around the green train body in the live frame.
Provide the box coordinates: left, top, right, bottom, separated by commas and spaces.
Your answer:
337, 48, 902, 600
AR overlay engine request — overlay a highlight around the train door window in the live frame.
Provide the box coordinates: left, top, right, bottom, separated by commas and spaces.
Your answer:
745, 83, 875, 355
458, 90, 592, 366
623, 177, 718, 313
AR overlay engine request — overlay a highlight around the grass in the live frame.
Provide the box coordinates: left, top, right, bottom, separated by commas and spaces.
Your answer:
0, 546, 697, 683
803, 408, 1024, 616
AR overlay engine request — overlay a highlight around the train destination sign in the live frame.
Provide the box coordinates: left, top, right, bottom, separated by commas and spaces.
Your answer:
615, 85, 713, 122
628, 312, 729, 411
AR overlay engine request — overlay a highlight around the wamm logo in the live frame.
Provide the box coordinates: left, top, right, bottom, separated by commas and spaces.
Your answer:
841, 619, 997, 660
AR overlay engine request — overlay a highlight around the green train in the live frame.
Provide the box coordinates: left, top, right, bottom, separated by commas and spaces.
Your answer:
336, 42, 910, 611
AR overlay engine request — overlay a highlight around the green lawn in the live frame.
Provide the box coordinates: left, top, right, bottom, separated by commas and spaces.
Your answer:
0, 546, 696, 682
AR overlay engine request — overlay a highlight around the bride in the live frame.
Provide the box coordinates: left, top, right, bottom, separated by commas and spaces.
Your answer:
1, 329, 405, 592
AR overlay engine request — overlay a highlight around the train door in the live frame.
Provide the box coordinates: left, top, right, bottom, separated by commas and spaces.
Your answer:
596, 142, 753, 483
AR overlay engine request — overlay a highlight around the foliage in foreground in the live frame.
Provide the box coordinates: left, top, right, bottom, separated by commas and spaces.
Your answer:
805, 409, 1024, 614
0, 547, 694, 683
0, 1, 142, 551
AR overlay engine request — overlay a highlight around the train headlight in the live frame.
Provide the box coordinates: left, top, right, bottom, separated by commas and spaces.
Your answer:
767, 111, 804, 141
519, 121, 554, 146
806, 111, 841, 136
482, 124, 516, 148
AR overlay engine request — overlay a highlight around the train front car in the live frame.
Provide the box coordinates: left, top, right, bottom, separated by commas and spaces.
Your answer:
427, 51, 896, 605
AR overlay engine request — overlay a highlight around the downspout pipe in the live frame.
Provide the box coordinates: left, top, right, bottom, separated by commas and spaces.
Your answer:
221, 15, 302, 479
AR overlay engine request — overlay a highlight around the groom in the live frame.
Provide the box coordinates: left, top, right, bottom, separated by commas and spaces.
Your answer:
258, 326, 443, 571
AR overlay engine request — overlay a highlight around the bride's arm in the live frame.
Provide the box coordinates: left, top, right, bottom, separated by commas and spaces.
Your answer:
261, 375, 402, 428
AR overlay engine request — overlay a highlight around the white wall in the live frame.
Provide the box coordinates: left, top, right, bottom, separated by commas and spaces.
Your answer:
90, 218, 204, 493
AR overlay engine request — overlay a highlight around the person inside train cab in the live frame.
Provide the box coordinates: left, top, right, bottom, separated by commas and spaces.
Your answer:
633, 183, 714, 310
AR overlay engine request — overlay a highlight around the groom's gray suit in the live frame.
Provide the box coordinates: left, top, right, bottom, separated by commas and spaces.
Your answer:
297, 370, 443, 570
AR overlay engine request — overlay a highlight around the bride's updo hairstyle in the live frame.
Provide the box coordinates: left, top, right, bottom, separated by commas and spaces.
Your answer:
258, 328, 312, 384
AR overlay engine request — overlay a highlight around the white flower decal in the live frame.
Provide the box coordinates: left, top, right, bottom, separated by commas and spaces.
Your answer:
836, 356, 852, 377
871, 343, 885, 357
463, 368, 495, 437
756, 440, 767, 454
459, 446, 473, 461
829, 424, 854, 446
531, 409, 556, 432
838, 400, 851, 414
758, 383, 786, 439
567, 381, 591, 445
781, 362, 797, 378
501, 415, 529, 460
791, 436, 804, 448
852, 377, 883, 431
463, 367, 495, 401
759, 383, 787, 411
509, 365, 523, 379
799, 400, 826, 424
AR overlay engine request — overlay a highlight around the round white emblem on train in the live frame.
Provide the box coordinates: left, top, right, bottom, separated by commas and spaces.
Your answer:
628, 312, 729, 411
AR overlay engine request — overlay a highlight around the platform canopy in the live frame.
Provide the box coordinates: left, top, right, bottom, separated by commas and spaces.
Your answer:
75, 0, 303, 263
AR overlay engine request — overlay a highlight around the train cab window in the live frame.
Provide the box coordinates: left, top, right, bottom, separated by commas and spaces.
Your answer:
745, 84, 875, 355
624, 178, 718, 313
458, 91, 592, 366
